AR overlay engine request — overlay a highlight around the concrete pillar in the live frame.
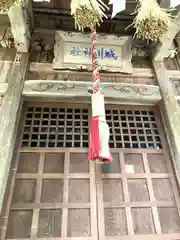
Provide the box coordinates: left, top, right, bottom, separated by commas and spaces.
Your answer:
153, 60, 180, 184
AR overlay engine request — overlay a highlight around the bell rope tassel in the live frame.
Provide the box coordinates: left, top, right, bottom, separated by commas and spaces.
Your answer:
88, 94, 112, 163
88, 26, 112, 164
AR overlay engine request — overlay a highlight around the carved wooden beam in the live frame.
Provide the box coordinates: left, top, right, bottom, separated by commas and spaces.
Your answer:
28, 62, 180, 79
23, 80, 161, 105
153, 4, 180, 60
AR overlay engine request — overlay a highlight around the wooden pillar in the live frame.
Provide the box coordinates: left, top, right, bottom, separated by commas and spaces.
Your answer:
0, 52, 29, 212
153, 60, 180, 184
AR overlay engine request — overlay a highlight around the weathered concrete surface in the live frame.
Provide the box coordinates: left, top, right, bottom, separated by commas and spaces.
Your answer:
153, 61, 180, 185
0, 53, 29, 212
8, 0, 33, 52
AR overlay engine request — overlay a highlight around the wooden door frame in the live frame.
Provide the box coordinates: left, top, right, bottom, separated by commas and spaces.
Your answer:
1, 100, 180, 240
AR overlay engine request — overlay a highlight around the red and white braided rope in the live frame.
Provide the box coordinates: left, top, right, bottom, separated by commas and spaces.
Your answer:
91, 26, 100, 94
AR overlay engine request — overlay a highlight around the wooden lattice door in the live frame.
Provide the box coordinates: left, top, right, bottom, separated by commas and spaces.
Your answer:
1, 103, 180, 240
0, 104, 98, 240
96, 106, 180, 240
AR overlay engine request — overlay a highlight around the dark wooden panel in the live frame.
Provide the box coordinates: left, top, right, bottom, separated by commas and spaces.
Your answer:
12, 179, 36, 203
69, 179, 90, 203
38, 209, 62, 237
103, 179, 124, 203
104, 208, 128, 236
131, 208, 155, 234
128, 179, 149, 202
69, 153, 89, 173
41, 179, 64, 203
158, 207, 180, 233
17, 152, 39, 173
6, 210, 33, 238
43, 153, 64, 173
147, 153, 168, 173
67, 209, 91, 237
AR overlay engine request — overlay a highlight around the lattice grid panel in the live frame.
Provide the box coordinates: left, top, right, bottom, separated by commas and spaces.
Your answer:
106, 109, 162, 149
21, 106, 89, 148
21, 106, 162, 149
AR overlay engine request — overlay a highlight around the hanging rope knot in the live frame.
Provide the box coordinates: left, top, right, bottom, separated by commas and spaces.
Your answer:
70, 0, 108, 31
88, 26, 112, 163
130, 0, 172, 41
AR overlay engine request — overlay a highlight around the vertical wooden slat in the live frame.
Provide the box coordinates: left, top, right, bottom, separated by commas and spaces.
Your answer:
111, 110, 117, 148
72, 109, 75, 148
80, 110, 83, 148
118, 109, 124, 148
55, 108, 59, 148
127, 111, 132, 148
30, 152, 45, 239
140, 112, 148, 148
89, 162, 98, 240
95, 164, 105, 239
61, 151, 70, 237
37, 108, 43, 147
120, 152, 134, 236
28, 107, 35, 147
142, 153, 162, 234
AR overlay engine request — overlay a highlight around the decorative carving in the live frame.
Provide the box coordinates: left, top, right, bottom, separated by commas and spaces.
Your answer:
131, 39, 149, 57
173, 80, 180, 95
30, 31, 54, 62
14, 52, 22, 64
23, 80, 161, 104
26, 69, 157, 85
53, 31, 133, 73
0, 27, 15, 48
7, 0, 31, 52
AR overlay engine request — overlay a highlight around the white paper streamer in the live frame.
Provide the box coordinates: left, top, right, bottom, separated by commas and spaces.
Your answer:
171, 0, 179, 7
99, 117, 111, 158
91, 93, 105, 117
109, 0, 126, 18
